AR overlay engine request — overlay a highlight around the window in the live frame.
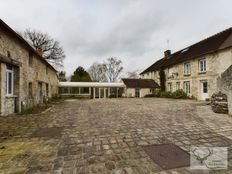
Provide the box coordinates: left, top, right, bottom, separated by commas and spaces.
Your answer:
168, 68, 172, 77
184, 62, 191, 75
167, 82, 172, 92
6, 65, 14, 96
176, 82, 180, 90
46, 83, 49, 97
28, 82, 33, 98
199, 59, 206, 72
184, 81, 190, 94
7, 51, 11, 57
29, 52, 33, 66
203, 81, 208, 93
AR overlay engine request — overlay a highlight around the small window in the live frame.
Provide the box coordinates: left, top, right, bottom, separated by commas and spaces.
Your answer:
184, 81, 190, 94
167, 82, 172, 92
28, 82, 33, 98
46, 83, 49, 97
168, 68, 172, 77
176, 82, 180, 90
6, 64, 14, 96
29, 52, 33, 66
7, 51, 11, 57
199, 59, 206, 72
184, 62, 191, 75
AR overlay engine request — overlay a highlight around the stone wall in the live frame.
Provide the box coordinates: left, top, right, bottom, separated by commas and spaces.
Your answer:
0, 24, 59, 115
125, 88, 152, 98
218, 65, 232, 115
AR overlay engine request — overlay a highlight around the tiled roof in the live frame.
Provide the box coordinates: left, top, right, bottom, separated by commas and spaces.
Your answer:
122, 78, 159, 88
141, 27, 232, 74
0, 19, 57, 72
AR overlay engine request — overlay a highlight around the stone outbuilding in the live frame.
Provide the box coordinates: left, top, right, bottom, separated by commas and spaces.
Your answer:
0, 19, 59, 116
122, 79, 159, 97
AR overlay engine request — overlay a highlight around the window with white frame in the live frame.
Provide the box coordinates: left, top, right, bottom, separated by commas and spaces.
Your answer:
184, 62, 191, 75
199, 59, 206, 72
168, 68, 172, 77
176, 82, 180, 90
184, 81, 190, 94
167, 82, 172, 92
6, 64, 14, 96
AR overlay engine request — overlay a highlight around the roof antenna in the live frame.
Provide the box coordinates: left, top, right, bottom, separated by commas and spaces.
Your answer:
166, 39, 170, 50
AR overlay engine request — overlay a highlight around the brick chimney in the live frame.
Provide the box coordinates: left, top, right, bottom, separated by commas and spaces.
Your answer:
164, 50, 171, 59
36, 48, 43, 57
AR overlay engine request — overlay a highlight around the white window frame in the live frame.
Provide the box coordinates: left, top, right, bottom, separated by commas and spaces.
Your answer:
184, 62, 191, 75
6, 65, 14, 96
199, 59, 206, 72
168, 68, 173, 77
184, 81, 190, 94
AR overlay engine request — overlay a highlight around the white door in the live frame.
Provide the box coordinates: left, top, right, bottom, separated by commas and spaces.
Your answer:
200, 81, 208, 100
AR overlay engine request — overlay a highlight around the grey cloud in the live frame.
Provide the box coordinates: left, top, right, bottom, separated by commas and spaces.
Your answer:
0, 0, 232, 75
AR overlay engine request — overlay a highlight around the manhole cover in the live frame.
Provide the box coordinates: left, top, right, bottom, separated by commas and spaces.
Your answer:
31, 127, 62, 138
142, 143, 190, 170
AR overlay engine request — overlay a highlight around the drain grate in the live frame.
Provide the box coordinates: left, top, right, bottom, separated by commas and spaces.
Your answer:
31, 127, 62, 139
142, 143, 190, 170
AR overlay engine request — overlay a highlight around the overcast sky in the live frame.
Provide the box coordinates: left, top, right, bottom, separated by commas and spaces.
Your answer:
0, 0, 232, 76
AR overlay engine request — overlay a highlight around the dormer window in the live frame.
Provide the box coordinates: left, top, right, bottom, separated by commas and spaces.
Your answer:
199, 58, 206, 72
184, 62, 191, 75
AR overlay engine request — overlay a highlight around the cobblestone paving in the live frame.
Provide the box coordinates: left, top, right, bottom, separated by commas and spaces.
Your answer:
0, 98, 232, 174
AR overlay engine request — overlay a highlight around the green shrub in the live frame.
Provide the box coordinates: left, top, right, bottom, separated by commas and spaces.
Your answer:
144, 94, 155, 97
171, 89, 188, 99
160, 91, 172, 98
144, 89, 188, 99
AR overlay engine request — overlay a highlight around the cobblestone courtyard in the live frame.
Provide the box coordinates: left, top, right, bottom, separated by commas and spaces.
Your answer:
0, 98, 232, 174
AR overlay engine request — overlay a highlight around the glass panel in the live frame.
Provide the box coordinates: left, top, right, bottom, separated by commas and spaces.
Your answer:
203, 82, 208, 93
8, 72, 12, 94
6, 64, 13, 70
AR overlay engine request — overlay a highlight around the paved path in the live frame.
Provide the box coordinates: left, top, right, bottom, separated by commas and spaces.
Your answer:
0, 98, 232, 174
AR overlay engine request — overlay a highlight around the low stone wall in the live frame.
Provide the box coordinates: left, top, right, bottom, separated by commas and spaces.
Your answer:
218, 65, 232, 115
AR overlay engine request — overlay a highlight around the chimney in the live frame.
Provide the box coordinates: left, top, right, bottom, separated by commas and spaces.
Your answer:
36, 48, 43, 57
164, 50, 171, 59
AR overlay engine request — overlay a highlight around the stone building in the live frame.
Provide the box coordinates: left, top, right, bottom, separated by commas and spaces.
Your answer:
59, 79, 159, 98
218, 65, 232, 115
140, 27, 232, 101
0, 19, 59, 116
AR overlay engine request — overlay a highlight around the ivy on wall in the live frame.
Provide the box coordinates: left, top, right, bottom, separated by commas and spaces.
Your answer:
159, 69, 166, 91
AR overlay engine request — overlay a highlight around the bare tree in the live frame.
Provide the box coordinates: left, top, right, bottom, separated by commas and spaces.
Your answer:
23, 29, 65, 69
126, 70, 140, 79
103, 57, 123, 82
88, 62, 107, 82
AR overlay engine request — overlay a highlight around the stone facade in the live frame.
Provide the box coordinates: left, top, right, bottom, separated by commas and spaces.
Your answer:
0, 22, 59, 116
124, 88, 152, 97
141, 48, 232, 100
218, 65, 232, 115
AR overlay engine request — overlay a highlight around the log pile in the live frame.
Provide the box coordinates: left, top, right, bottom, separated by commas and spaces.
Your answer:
211, 91, 228, 114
